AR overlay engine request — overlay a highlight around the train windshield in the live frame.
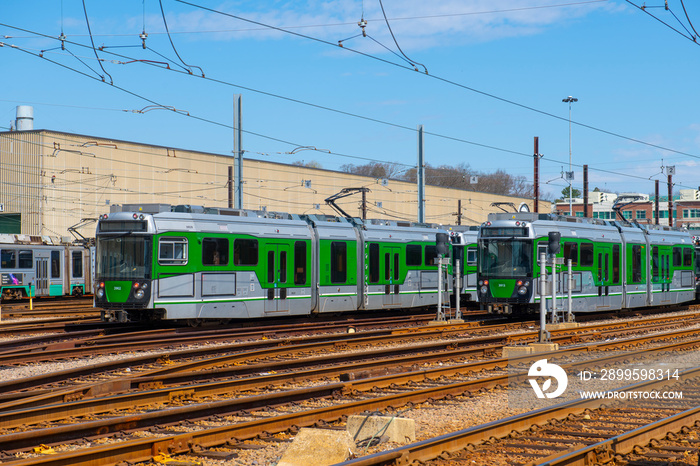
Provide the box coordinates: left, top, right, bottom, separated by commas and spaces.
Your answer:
478, 239, 533, 278
96, 235, 152, 280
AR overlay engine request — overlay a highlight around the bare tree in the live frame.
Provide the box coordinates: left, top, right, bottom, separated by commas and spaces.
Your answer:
339, 162, 405, 179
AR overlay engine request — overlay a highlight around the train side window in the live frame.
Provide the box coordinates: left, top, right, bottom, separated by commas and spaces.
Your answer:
330, 241, 347, 283
51, 250, 61, 278
18, 250, 33, 269
202, 238, 229, 266
563, 242, 578, 266
580, 243, 594, 266
683, 247, 693, 267
466, 248, 477, 266
673, 247, 682, 267
384, 253, 390, 280
632, 245, 642, 283
159, 237, 188, 265
612, 245, 620, 284
1, 249, 16, 269
394, 253, 400, 280
652, 247, 659, 281
294, 241, 307, 285
72, 251, 83, 278
597, 253, 603, 282
280, 251, 287, 283
233, 239, 258, 266
267, 251, 275, 282
425, 245, 438, 266
406, 244, 421, 266
368, 243, 380, 283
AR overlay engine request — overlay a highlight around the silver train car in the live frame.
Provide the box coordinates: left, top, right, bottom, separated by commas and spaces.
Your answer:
449, 226, 479, 303
95, 205, 453, 323
0, 234, 93, 299
477, 213, 696, 314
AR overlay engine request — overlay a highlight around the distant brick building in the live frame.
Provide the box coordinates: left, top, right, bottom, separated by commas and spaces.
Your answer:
553, 190, 700, 228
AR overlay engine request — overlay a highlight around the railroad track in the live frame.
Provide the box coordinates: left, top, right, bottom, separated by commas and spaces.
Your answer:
0, 297, 98, 318
341, 369, 700, 466
3, 313, 700, 465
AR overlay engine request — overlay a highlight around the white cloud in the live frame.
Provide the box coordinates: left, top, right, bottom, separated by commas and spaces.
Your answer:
162, 0, 613, 51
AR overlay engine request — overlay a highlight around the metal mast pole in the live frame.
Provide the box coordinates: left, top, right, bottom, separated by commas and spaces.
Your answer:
233, 94, 243, 209
417, 125, 425, 223
562, 96, 578, 215
534, 137, 540, 213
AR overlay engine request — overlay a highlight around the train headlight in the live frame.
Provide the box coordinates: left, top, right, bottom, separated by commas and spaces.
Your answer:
96, 288, 105, 299
480, 285, 488, 295
518, 286, 528, 295
134, 289, 145, 299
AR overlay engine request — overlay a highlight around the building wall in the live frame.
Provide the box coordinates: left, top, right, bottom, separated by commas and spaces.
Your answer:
0, 130, 550, 237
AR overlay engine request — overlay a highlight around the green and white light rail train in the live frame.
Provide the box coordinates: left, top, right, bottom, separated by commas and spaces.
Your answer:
95, 205, 453, 323
477, 212, 696, 314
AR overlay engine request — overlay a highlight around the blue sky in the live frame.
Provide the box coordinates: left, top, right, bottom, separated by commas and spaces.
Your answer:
2, 0, 700, 200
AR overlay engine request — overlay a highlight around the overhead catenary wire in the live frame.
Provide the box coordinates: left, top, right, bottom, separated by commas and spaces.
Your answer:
377, 0, 427, 73
1, 7, 698, 191
0, 27, 688, 191
5, 16, 700, 171
81, 0, 113, 84
158, 0, 204, 76
171, 1, 700, 163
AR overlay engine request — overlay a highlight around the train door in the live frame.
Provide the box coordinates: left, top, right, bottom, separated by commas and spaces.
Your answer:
660, 248, 672, 304
596, 246, 611, 309
34, 252, 49, 297
383, 245, 400, 306
49, 250, 62, 296
264, 243, 291, 314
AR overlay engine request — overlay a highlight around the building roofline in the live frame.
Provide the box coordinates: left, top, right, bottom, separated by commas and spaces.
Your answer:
1, 128, 542, 203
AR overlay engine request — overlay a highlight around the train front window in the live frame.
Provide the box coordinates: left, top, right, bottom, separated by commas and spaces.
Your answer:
479, 239, 533, 277
97, 236, 152, 279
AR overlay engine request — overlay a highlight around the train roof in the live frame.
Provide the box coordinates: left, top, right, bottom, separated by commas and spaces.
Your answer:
0, 234, 75, 246
483, 212, 691, 243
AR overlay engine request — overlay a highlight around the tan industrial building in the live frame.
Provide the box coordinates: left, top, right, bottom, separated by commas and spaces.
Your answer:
0, 128, 549, 238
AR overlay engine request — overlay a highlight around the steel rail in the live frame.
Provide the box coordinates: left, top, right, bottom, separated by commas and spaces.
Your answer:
3, 328, 700, 460
5, 316, 700, 417
529, 407, 700, 465
1, 311, 697, 403
336, 366, 700, 466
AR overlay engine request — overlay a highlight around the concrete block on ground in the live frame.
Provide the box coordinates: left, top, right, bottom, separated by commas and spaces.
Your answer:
502, 346, 533, 358
528, 342, 559, 353
547, 322, 580, 330
347, 415, 416, 444
277, 428, 356, 466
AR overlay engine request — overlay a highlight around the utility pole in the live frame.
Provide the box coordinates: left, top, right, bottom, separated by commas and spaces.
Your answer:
533, 137, 540, 213
361, 189, 367, 220
655, 180, 660, 225
583, 164, 588, 217
417, 125, 425, 223
228, 166, 233, 208
668, 172, 673, 227
233, 94, 243, 209
562, 96, 578, 216
456, 199, 462, 225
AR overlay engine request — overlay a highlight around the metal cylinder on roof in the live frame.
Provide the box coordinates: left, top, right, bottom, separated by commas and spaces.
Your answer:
15, 106, 34, 131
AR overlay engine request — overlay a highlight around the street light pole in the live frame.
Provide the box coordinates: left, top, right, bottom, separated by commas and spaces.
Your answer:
562, 96, 578, 216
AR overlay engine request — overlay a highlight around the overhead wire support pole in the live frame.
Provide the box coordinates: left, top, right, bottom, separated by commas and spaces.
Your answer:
563, 96, 578, 215
233, 94, 243, 209
417, 125, 425, 223
533, 136, 540, 213
668, 173, 673, 227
